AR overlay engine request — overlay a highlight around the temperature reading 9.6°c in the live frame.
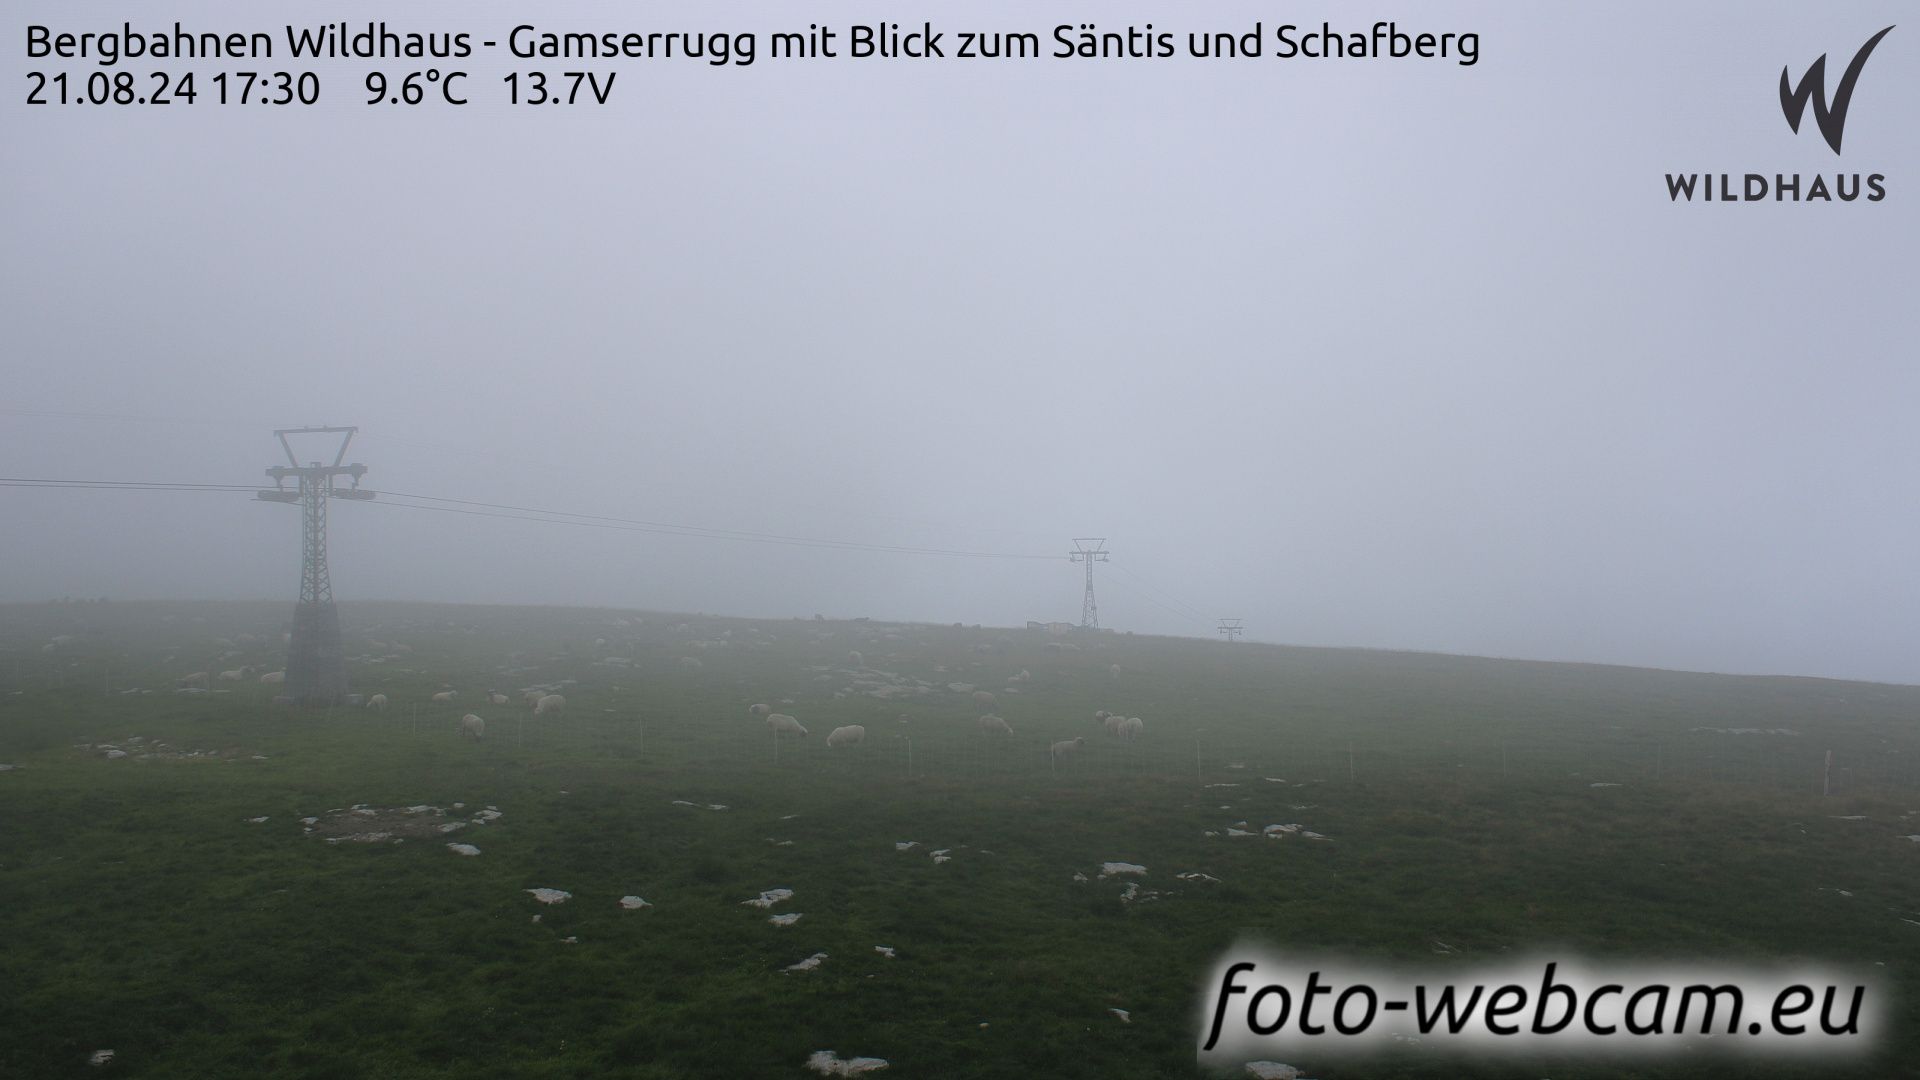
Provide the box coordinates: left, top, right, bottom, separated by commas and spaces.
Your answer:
504, 72, 617, 105
365, 70, 467, 105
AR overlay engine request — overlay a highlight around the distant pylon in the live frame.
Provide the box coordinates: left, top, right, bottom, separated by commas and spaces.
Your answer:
1217, 619, 1244, 643
1069, 538, 1109, 629
257, 427, 374, 706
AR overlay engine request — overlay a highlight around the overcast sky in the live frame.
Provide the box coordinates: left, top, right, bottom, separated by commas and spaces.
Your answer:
5, 2, 1917, 682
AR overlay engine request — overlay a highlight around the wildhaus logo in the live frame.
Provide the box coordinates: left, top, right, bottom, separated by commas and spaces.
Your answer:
1666, 25, 1893, 203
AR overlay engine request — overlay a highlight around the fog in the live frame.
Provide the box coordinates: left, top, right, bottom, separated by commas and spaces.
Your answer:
5, 1, 1917, 682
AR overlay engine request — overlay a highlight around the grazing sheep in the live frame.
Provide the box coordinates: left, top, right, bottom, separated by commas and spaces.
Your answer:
826, 724, 867, 748
488, 692, 510, 706
1109, 663, 1122, 679
431, 690, 458, 704
179, 672, 210, 687
534, 694, 566, 717
459, 714, 485, 740
1123, 716, 1144, 740
217, 666, 253, 682
1051, 737, 1086, 761
1093, 709, 1112, 725
1104, 714, 1128, 738
523, 691, 545, 707
977, 714, 1013, 736
367, 693, 389, 710
767, 714, 808, 737
680, 657, 703, 671
748, 703, 772, 718
972, 690, 998, 710
258, 671, 285, 685
847, 650, 864, 667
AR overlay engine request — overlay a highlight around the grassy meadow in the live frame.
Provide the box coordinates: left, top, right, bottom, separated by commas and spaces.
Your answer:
1, 600, 1916, 1078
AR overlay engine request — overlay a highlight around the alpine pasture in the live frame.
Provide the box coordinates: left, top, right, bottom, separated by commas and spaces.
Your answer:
2, 600, 1916, 1078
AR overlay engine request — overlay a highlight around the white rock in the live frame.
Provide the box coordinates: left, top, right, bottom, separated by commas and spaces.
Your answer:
805, 1050, 889, 1076
1099, 862, 1147, 877
785, 951, 829, 972
769, 913, 803, 926
447, 843, 481, 856
619, 896, 651, 910
526, 888, 571, 905
743, 888, 795, 908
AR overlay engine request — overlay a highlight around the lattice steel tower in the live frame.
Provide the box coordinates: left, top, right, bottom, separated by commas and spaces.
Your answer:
1070, 538, 1109, 629
1217, 618, 1244, 643
256, 427, 374, 706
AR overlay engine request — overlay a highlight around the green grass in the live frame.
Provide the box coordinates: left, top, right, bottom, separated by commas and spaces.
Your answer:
1, 600, 1916, 1078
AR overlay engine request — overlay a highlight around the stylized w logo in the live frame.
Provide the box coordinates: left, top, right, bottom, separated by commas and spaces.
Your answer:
1780, 25, 1894, 154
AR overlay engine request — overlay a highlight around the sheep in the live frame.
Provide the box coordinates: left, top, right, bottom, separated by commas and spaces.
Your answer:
977, 714, 1013, 736
1109, 663, 1122, 679
1123, 716, 1144, 740
431, 690, 458, 704
680, 657, 703, 671
826, 724, 867, 748
1093, 709, 1112, 725
179, 672, 210, 687
216, 666, 253, 682
488, 692, 510, 706
1103, 714, 1128, 738
767, 714, 808, 737
748, 703, 772, 718
972, 690, 998, 710
459, 714, 485, 740
1050, 736, 1086, 762
367, 693, 389, 710
847, 650, 864, 667
534, 694, 566, 717
258, 671, 285, 685
523, 690, 544, 707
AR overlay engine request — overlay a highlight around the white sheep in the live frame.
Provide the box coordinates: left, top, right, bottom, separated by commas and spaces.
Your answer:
1093, 709, 1112, 725
459, 714, 485, 739
1109, 663, 1122, 679
748, 703, 772, 718
1103, 714, 1128, 738
826, 724, 867, 748
534, 693, 566, 717
767, 714, 809, 737
977, 714, 1013, 736
431, 690, 458, 704
1051, 737, 1086, 761
367, 693, 388, 710
847, 650, 864, 667
217, 666, 253, 682
488, 692, 510, 706
179, 671, 210, 687
972, 690, 998, 710
523, 690, 545, 707
1123, 716, 1144, 740
680, 657, 703, 671
258, 671, 285, 685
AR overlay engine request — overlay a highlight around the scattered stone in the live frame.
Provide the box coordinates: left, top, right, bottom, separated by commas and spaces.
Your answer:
1109, 1008, 1131, 1023
874, 946, 896, 958
743, 888, 795, 909
769, 913, 803, 927
785, 952, 829, 972
245, 816, 269, 824
526, 888, 571, 905
1100, 862, 1147, 878
619, 896, 651, 910
447, 844, 481, 856
88, 1050, 115, 1067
